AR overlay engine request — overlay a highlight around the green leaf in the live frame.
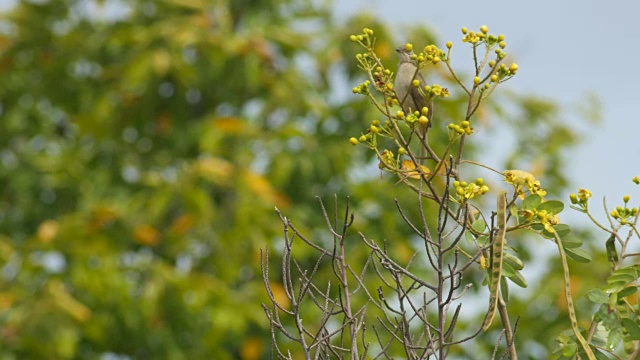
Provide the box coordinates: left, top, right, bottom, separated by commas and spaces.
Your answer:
594, 349, 609, 360
466, 219, 487, 244
503, 253, 524, 271
604, 268, 639, 293
585, 289, 608, 304
501, 261, 516, 277
561, 236, 583, 249
618, 286, 637, 298
465, 231, 475, 245
554, 224, 571, 237
507, 269, 528, 288
522, 194, 542, 210
562, 342, 577, 357
471, 219, 487, 233
605, 282, 627, 294
605, 234, 618, 268
607, 327, 623, 350
538, 200, 565, 214
500, 276, 509, 301
475, 235, 490, 247
608, 274, 635, 284
565, 247, 592, 263
621, 318, 640, 340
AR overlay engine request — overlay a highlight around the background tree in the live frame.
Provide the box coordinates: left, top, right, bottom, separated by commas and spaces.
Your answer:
0, 0, 599, 358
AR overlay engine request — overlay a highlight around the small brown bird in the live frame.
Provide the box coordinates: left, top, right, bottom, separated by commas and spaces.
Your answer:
395, 46, 433, 163
394, 46, 428, 116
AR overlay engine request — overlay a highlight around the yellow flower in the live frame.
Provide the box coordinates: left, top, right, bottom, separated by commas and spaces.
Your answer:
503, 170, 547, 198
577, 188, 592, 202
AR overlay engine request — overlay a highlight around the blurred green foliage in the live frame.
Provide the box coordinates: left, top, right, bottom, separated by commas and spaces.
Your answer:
0, 0, 602, 359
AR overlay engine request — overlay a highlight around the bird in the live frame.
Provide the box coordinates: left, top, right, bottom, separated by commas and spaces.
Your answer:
394, 46, 428, 117
395, 46, 433, 163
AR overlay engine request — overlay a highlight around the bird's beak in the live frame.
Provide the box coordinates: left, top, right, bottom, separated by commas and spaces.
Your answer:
395, 47, 402, 53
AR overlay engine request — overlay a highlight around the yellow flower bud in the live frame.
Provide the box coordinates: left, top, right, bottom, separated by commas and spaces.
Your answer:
349, 137, 358, 145
624, 195, 631, 203
412, 79, 420, 87
480, 25, 488, 34
359, 135, 367, 142
509, 63, 519, 72
569, 193, 578, 204
349, 35, 357, 42
421, 107, 429, 115
405, 43, 413, 51
461, 27, 468, 34
473, 76, 480, 85
396, 111, 405, 119
446, 41, 452, 49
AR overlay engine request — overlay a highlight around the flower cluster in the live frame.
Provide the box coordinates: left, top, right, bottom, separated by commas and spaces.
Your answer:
402, 43, 447, 66
569, 188, 592, 208
447, 120, 473, 136
425, 84, 449, 98
400, 106, 430, 129
461, 25, 505, 49
350, 119, 396, 148
352, 80, 370, 95
453, 178, 489, 200
349, 28, 374, 45
503, 170, 546, 198
536, 209, 561, 233
378, 149, 396, 171
609, 194, 638, 226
